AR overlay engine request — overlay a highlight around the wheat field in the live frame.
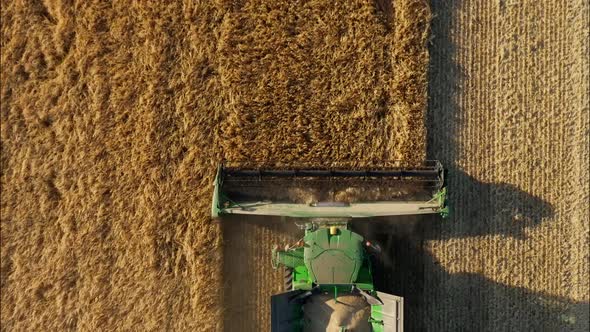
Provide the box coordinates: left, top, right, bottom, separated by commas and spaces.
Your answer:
1, 0, 588, 331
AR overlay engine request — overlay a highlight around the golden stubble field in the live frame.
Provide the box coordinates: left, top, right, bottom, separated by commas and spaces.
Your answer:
1, 0, 588, 331
422, 1, 589, 331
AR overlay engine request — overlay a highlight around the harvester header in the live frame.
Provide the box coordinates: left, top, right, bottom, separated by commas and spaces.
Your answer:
211, 160, 447, 219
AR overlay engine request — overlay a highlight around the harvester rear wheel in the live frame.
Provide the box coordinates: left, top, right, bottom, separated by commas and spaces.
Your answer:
284, 267, 293, 291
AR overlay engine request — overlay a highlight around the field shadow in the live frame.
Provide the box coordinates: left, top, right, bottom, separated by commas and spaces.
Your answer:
352, 217, 588, 331
432, 168, 554, 240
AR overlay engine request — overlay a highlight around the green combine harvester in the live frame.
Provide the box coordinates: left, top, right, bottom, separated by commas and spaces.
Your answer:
212, 161, 447, 332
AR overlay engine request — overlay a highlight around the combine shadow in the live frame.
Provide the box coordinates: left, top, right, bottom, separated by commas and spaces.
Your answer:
430, 169, 554, 240
355, 217, 589, 332
256, 217, 589, 332
352, 212, 590, 332
355, 1, 589, 331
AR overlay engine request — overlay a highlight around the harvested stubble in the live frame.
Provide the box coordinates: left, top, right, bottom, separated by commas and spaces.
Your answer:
422, 1, 589, 331
0, 0, 430, 331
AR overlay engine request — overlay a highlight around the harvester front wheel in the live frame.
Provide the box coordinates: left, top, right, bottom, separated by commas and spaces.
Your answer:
284, 267, 293, 291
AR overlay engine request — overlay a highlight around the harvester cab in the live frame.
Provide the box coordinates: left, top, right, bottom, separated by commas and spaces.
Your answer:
211, 161, 447, 332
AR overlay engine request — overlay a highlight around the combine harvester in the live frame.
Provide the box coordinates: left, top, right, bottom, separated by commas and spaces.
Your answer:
212, 161, 447, 332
